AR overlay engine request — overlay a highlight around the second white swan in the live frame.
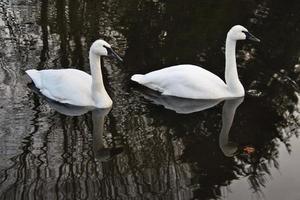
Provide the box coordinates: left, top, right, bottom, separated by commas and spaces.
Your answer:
26, 39, 123, 108
131, 25, 260, 99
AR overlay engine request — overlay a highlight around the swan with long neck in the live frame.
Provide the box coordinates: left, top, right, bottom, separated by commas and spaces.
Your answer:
26, 39, 122, 108
131, 25, 260, 99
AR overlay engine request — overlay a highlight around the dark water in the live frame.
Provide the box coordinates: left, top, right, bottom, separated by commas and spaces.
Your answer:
0, 0, 300, 199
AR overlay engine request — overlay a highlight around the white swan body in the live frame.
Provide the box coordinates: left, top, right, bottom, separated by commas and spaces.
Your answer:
133, 64, 229, 99
131, 25, 260, 99
27, 69, 99, 106
26, 39, 122, 108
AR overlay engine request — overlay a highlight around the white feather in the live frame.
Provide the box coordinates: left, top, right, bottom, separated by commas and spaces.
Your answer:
26, 39, 117, 108
131, 25, 258, 99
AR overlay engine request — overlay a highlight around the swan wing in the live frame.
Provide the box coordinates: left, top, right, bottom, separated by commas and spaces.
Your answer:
26, 69, 94, 106
132, 64, 228, 99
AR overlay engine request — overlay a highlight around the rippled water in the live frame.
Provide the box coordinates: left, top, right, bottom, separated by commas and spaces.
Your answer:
0, 0, 299, 199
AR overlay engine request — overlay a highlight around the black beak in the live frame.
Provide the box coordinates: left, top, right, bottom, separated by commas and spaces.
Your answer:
244, 31, 260, 42
104, 46, 123, 62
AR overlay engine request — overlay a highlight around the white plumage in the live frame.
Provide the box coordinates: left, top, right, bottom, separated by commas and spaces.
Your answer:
26, 39, 122, 108
27, 69, 94, 105
131, 25, 260, 99
132, 64, 228, 99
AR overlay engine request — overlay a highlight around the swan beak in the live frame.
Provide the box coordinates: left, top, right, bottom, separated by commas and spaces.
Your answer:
108, 48, 123, 62
245, 32, 260, 42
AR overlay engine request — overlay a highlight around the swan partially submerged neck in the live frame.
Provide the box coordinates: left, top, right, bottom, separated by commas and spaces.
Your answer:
225, 37, 245, 97
89, 51, 112, 108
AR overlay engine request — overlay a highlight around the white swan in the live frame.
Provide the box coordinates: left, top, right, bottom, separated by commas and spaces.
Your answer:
131, 25, 260, 99
26, 39, 123, 108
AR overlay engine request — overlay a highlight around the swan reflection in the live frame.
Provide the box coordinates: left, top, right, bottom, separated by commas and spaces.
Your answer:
141, 89, 253, 157
91, 108, 123, 161
42, 95, 123, 161
140, 88, 224, 114
219, 97, 244, 157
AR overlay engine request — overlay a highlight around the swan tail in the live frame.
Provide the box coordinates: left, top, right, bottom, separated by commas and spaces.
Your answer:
26, 69, 42, 89
131, 74, 145, 84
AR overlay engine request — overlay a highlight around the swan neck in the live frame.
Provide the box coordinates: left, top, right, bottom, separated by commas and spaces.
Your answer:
225, 38, 244, 95
89, 51, 112, 108
89, 52, 105, 91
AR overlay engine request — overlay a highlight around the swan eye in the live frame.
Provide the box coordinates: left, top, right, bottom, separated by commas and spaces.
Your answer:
242, 30, 250, 38
103, 45, 123, 62
103, 45, 111, 54
242, 31, 260, 42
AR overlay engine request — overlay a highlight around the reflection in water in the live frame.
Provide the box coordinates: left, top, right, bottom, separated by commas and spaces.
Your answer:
141, 87, 246, 157
44, 97, 124, 161
138, 88, 246, 157
219, 97, 244, 157
0, 96, 192, 199
91, 109, 123, 161
0, 0, 300, 200
139, 87, 224, 114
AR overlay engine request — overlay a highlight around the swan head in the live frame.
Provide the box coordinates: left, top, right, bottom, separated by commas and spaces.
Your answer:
90, 39, 123, 62
227, 25, 260, 42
